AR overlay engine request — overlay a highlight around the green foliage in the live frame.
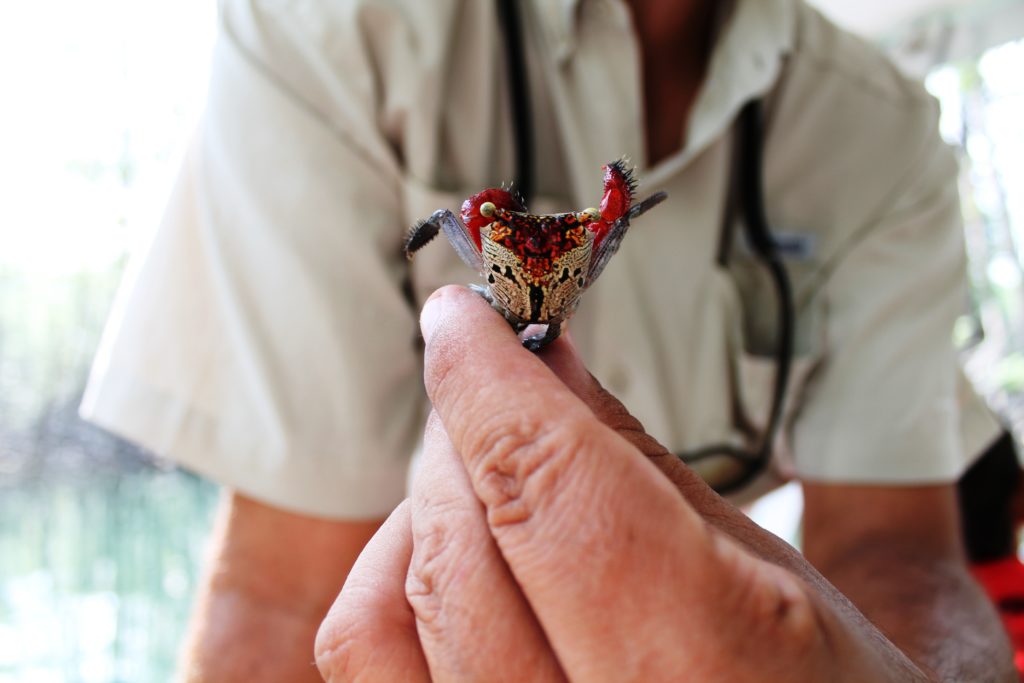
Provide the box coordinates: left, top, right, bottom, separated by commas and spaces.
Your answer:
996, 353, 1024, 393
0, 472, 218, 683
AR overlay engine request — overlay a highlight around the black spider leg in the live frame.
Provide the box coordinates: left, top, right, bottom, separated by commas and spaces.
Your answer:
522, 321, 561, 352
627, 190, 669, 221
586, 191, 668, 285
404, 209, 483, 272
404, 215, 440, 255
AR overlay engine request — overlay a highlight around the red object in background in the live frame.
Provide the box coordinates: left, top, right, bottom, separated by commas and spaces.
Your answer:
972, 556, 1024, 679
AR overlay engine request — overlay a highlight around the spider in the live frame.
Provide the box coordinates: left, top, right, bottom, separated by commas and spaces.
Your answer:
405, 159, 667, 350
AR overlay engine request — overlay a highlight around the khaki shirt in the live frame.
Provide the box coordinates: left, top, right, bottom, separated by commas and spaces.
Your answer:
81, 0, 1000, 518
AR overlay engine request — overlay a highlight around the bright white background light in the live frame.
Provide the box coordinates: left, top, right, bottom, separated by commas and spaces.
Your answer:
0, 0, 215, 275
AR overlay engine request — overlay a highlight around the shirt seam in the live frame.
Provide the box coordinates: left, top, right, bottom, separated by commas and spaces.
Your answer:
795, 50, 933, 109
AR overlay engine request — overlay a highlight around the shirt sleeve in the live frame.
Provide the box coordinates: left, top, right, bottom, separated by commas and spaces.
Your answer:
791, 98, 1000, 483
80, 0, 425, 518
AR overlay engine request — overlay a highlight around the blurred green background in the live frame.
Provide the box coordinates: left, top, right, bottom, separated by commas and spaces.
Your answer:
0, 2, 219, 681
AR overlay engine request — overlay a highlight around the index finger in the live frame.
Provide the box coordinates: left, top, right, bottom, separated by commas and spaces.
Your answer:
418, 286, 728, 678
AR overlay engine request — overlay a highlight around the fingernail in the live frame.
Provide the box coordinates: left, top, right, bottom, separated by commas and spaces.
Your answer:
420, 291, 445, 343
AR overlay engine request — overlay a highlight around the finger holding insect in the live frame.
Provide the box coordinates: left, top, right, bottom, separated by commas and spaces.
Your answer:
406, 413, 568, 683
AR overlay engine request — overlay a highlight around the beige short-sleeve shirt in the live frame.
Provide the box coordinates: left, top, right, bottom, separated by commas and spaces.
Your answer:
81, 0, 1001, 518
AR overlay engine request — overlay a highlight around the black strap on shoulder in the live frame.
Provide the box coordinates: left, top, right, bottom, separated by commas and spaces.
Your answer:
737, 100, 794, 488
681, 100, 795, 495
496, 0, 535, 206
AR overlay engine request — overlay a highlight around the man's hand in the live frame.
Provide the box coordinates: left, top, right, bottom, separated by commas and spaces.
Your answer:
315, 285, 939, 682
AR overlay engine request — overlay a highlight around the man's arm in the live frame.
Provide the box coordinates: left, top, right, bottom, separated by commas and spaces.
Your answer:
177, 491, 383, 683
803, 483, 1013, 682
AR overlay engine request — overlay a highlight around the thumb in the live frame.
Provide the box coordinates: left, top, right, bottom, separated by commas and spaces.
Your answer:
535, 334, 761, 533
535, 334, 699, 477
534, 333, 665, 456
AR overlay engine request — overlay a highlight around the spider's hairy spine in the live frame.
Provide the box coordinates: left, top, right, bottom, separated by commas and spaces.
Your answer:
500, 182, 530, 212
608, 157, 639, 201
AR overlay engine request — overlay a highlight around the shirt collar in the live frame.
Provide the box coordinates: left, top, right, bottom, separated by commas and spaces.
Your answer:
538, 0, 795, 66
533, 0, 797, 174
675, 0, 795, 171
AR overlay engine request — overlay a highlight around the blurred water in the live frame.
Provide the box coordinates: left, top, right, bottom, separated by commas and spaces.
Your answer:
0, 3, 219, 679
0, 260, 219, 683
0, 473, 217, 683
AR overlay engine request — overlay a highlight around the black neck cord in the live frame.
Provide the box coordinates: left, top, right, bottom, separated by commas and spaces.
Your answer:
681, 100, 795, 495
496, 0, 535, 206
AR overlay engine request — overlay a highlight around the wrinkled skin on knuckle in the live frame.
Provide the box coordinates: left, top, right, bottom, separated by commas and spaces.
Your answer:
584, 389, 727, 510
708, 534, 827, 669
466, 412, 592, 530
583, 379, 717, 505
405, 520, 476, 632
585, 379, 641, 431
750, 572, 822, 655
580, 375, 675, 462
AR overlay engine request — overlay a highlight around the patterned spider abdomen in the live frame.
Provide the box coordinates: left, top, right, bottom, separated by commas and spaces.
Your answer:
481, 209, 595, 324
403, 158, 665, 350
